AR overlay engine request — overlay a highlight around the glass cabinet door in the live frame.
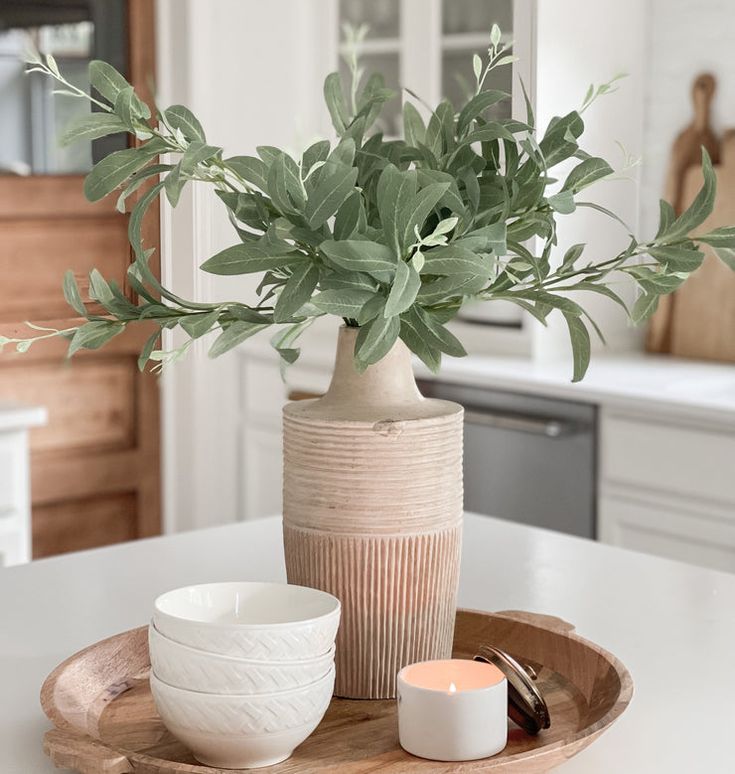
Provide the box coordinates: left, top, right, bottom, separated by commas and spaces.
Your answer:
0, 0, 127, 175
441, 0, 513, 115
338, 0, 402, 137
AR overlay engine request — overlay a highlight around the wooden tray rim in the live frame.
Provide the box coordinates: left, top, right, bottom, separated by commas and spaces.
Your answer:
40, 609, 634, 772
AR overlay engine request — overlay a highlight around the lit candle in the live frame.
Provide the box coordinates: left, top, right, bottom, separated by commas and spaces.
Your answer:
397, 659, 508, 761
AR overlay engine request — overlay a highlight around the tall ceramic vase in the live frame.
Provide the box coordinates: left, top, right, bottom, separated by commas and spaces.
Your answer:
282, 326, 463, 699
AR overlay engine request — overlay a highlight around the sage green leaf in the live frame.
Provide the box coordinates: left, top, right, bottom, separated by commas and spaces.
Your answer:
564, 281, 629, 312
209, 321, 268, 358
416, 274, 487, 304
113, 86, 149, 128
324, 72, 348, 134
667, 149, 715, 239
89, 60, 130, 104
84, 148, 151, 201
377, 164, 418, 256
129, 180, 165, 259
312, 289, 375, 317
421, 245, 493, 277
274, 262, 320, 322
513, 290, 585, 317
60, 113, 126, 146
163, 163, 183, 207
63, 270, 86, 316
399, 182, 450, 252
325, 137, 356, 169
333, 191, 365, 240
631, 292, 659, 324
355, 314, 400, 367
180, 141, 220, 173
88, 268, 113, 304
306, 164, 357, 228
357, 294, 385, 325
539, 111, 584, 167
225, 156, 269, 191
165, 104, 206, 142
462, 123, 515, 144
696, 226, 735, 249
562, 312, 590, 382
547, 190, 576, 214
408, 305, 466, 357
561, 157, 613, 192
384, 260, 421, 317
655, 199, 676, 239
68, 321, 125, 356
648, 244, 704, 272
319, 273, 377, 292
457, 223, 507, 255
399, 310, 442, 372
302, 140, 331, 173
180, 309, 220, 339
560, 243, 585, 270
202, 243, 305, 275
457, 90, 509, 135
138, 329, 160, 371
417, 169, 467, 215
267, 153, 300, 215
403, 102, 426, 146
320, 240, 397, 278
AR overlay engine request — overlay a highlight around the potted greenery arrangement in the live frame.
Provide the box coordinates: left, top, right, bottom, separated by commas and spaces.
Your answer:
10, 26, 735, 698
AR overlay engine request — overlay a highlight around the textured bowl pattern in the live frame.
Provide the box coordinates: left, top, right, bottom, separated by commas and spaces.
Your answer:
153, 611, 340, 661
150, 668, 335, 735
148, 625, 335, 695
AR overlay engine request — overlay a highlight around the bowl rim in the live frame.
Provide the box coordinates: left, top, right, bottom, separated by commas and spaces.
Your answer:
153, 581, 341, 631
148, 621, 336, 665
150, 663, 336, 700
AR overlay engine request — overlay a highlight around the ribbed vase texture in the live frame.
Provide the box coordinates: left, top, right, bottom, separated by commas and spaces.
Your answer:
282, 328, 463, 699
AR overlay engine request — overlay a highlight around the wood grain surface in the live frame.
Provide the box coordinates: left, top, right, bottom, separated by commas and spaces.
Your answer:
647, 73, 722, 353
40, 609, 633, 773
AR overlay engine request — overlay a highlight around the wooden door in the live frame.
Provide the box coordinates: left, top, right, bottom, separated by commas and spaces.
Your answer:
0, 0, 161, 558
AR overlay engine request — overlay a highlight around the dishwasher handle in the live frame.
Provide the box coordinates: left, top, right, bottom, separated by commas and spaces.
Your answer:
463, 408, 576, 438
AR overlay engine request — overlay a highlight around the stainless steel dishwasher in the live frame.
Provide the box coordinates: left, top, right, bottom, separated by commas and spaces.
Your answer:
417, 380, 597, 538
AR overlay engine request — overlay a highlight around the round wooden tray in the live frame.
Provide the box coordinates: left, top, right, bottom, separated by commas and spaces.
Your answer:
40, 609, 632, 773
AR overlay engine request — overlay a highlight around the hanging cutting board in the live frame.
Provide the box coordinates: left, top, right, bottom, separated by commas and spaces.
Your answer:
646, 73, 720, 353
667, 130, 735, 361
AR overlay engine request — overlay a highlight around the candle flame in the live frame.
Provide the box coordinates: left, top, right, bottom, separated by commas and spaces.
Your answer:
448, 682, 457, 694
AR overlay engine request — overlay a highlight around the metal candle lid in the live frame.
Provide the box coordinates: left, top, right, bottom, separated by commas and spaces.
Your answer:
474, 645, 551, 735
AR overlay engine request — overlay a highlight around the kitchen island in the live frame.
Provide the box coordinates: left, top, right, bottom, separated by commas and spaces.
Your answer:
1, 513, 732, 773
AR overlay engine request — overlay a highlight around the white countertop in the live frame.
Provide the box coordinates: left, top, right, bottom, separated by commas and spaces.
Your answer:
1, 514, 733, 773
0, 402, 47, 432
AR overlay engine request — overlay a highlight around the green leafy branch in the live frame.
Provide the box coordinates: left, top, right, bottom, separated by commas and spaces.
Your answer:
10, 27, 735, 381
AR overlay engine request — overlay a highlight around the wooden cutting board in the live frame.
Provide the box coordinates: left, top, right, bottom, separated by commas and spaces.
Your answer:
646, 73, 721, 353
668, 130, 735, 361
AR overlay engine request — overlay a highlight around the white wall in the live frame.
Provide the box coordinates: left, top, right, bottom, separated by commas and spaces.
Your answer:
640, 0, 735, 240
531, 0, 648, 362
156, 0, 338, 532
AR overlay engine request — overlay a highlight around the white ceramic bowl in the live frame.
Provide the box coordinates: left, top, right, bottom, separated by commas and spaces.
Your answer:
149, 623, 335, 695
150, 666, 335, 769
153, 582, 341, 660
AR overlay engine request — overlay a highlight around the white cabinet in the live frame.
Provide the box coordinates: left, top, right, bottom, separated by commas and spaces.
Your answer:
599, 409, 735, 572
237, 347, 332, 521
0, 405, 46, 566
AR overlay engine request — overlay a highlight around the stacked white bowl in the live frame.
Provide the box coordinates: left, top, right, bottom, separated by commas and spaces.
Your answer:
149, 581, 341, 769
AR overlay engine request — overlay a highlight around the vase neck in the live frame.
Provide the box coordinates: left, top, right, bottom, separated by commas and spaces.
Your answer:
322, 327, 423, 409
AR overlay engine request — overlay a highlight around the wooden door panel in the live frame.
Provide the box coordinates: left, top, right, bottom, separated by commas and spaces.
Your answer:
0, 0, 161, 559
32, 491, 138, 558
0, 358, 136, 455
0, 216, 130, 321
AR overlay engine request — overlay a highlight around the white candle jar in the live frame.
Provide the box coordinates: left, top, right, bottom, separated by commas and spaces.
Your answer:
397, 659, 508, 761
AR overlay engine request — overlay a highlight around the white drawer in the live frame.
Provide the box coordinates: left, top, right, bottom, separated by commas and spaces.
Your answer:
601, 413, 735, 506
0, 432, 25, 514
600, 492, 735, 573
